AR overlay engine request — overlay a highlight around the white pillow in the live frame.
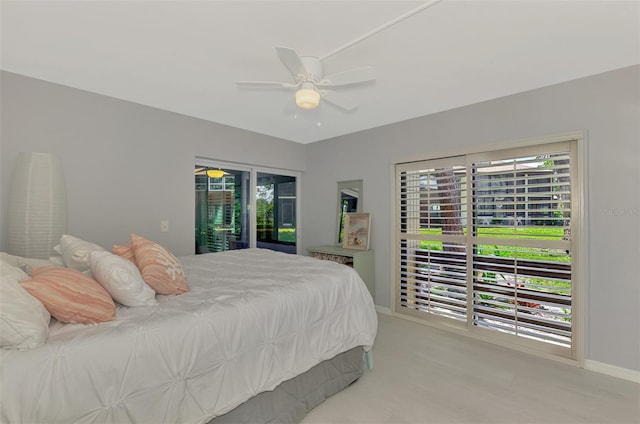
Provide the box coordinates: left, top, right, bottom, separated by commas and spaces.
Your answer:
48, 255, 65, 266
0, 252, 22, 268
89, 251, 158, 307
19, 257, 62, 276
0, 260, 50, 349
0, 259, 29, 282
0, 252, 62, 276
59, 235, 106, 273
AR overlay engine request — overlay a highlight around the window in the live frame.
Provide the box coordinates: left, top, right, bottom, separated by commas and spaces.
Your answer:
396, 139, 578, 359
195, 161, 299, 254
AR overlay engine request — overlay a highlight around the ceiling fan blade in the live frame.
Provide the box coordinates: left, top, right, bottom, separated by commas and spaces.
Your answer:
321, 90, 358, 111
318, 67, 375, 87
275, 46, 308, 81
235, 80, 297, 88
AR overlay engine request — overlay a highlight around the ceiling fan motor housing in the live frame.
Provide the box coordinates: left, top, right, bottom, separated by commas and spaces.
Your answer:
300, 57, 324, 83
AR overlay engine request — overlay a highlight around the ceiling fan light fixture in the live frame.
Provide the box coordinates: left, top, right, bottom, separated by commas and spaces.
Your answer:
295, 88, 320, 110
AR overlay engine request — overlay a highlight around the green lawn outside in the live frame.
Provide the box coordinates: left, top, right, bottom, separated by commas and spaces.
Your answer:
419, 226, 564, 239
418, 227, 570, 263
278, 228, 296, 243
478, 226, 564, 239
416, 226, 571, 294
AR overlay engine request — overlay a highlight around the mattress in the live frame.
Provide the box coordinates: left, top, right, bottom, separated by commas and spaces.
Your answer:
0, 249, 377, 424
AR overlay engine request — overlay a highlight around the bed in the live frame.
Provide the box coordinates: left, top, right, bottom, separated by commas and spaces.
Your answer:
0, 248, 378, 424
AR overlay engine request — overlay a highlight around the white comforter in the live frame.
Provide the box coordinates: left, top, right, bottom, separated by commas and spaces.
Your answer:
0, 249, 378, 424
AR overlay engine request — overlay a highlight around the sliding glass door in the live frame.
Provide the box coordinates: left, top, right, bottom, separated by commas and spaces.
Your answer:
395, 140, 578, 359
195, 161, 299, 254
195, 165, 250, 253
256, 172, 297, 254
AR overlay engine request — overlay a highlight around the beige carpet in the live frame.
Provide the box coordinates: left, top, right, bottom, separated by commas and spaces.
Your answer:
302, 313, 640, 424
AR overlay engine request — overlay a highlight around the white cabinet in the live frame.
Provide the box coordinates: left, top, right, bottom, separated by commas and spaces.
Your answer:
307, 245, 375, 300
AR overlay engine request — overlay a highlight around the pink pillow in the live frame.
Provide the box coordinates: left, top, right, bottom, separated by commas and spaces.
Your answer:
113, 242, 136, 264
130, 234, 189, 295
22, 267, 116, 324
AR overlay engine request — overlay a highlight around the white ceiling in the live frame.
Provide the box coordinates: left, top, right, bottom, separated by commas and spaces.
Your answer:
2, 0, 639, 144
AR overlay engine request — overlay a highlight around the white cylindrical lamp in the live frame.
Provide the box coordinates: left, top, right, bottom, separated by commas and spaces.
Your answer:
8, 152, 68, 259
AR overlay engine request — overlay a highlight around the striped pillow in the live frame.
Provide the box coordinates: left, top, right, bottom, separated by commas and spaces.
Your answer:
112, 242, 136, 264
130, 234, 189, 295
22, 267, 116, 324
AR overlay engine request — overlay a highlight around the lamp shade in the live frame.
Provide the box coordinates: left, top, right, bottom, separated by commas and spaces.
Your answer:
8, 152, 68, 259
295, 88, 320, 110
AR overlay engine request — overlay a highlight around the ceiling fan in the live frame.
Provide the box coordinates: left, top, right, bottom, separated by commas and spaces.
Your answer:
236, 0, 443, 112
236, 46, 374, 111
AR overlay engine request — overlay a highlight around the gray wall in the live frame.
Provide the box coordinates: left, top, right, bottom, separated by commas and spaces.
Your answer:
302, 65, 640, 372
0, 71, 306, 257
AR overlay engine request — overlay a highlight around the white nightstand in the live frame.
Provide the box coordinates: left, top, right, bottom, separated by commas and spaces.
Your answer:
307, 245, 375, 300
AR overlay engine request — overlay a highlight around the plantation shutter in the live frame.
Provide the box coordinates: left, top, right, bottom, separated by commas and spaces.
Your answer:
470, 144, 573, 350
397, 157, 468, 324
396, 140, 576, 358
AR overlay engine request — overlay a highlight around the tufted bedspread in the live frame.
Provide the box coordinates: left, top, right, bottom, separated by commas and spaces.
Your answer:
0, 249, 378, 424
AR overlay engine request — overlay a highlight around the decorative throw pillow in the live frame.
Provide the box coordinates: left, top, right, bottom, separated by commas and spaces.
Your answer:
112, 242, 136, 264
0, 252, 23, 268
1, 259, 30, 282
48, 255, 65, 266
130, 234, 189, 295
89, 251, 157, 306
0, 261, 50, 349
19, 257, 63, 276
0, 253, 62, 276
59, 234, 106, 273
22, 267, 116, 324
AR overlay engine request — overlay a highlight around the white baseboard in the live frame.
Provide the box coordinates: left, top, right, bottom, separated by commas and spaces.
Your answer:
375, 305, 392, 315
584, 360, 640, 383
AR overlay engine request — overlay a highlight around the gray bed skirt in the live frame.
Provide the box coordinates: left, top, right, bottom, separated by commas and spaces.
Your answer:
208, 346, 365, 424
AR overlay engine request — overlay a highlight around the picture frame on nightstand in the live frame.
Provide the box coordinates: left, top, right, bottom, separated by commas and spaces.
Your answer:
342, 212, 370, 250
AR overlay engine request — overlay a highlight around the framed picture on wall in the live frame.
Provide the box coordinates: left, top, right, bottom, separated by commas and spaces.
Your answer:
342, 212, 371, 250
